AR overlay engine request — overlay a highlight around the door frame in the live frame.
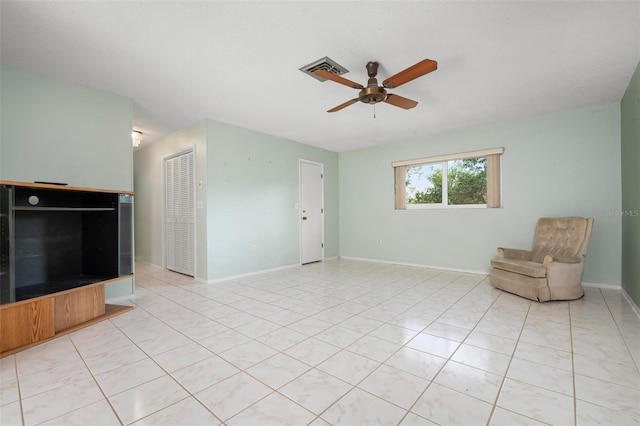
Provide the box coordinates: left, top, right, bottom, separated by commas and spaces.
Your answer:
162, 145, 197, 275
299, 159, 325, 265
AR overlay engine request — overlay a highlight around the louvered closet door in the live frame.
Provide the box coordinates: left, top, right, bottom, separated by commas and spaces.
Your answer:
165, 151, 195, 276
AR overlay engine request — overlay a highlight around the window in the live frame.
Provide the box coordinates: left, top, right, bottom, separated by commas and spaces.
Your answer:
394, 148, 503, 209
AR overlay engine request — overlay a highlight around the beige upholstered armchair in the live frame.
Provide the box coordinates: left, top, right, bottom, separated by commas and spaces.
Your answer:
490, 217, 594, 302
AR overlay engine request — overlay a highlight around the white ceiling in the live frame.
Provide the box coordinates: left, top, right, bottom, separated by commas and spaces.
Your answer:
1, 1, 639, 153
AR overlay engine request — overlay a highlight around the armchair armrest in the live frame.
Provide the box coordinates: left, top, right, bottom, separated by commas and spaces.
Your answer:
543, 254, 581, 268
543, 255, 585, 295
497, 247, 532, 260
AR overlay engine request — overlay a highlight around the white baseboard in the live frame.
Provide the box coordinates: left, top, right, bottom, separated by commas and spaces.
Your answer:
582, 282, 622, 290
206, 263, 300, 284
133, 259, 163, 270
137, 258, 344, 285
338, 256, 489, 276
622, 288, 640, 319
578, 282, 639, 320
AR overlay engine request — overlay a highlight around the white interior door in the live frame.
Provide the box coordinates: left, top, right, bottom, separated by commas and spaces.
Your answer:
300, 160, 324, 264
165, 150, 195, 276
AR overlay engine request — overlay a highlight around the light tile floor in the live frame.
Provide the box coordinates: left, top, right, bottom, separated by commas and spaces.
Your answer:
1, 259, 639, 425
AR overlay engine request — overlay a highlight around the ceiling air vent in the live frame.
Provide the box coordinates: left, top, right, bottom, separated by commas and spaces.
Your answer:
300, 56, 349, 82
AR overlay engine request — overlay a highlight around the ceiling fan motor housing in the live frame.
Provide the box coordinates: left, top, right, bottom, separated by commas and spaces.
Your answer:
359, 61, 387, 104
359, 86, 388, 104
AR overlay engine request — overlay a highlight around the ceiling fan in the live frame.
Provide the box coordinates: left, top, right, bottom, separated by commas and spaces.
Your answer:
314, 58, 437, 113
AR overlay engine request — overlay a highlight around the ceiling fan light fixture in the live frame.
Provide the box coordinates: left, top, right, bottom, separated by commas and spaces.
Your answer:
131, 130, 142, 147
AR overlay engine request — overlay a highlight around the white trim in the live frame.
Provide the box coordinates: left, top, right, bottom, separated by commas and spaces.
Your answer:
405, 203, 488, 210
582, 282, 622, 290
392, 147, 504, 168
205, 263, 300, 284
622, 288, 640, 320
162, 145, 195, 162
339, 256, 489, 276
132, 259, 163, 270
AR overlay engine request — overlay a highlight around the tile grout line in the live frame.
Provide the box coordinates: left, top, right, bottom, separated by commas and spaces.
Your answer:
258, 268, 476, 424
568, 295, 578, 426
67, 335, 126, 426
395, 275, 501, 425
12, 355, 26, 426
131, 265, 396, 425
600, 288, 640, 373
97, 293, 225, 425
134, 265, 640, 423
14, 261, 638, 425
476, 290, 533, 426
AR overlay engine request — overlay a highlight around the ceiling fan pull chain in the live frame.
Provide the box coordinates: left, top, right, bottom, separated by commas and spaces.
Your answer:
373, 103, 376, 119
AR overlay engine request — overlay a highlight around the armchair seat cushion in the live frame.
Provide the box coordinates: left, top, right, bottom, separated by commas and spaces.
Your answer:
490, 258, 547, 278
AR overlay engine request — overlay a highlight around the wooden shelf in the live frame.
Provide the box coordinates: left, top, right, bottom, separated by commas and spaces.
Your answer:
0, 180, 134, 195
0, 277, 133, 357
13, 206, 115, 212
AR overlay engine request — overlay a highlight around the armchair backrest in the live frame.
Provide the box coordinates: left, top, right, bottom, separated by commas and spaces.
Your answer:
530, 217, 594, 263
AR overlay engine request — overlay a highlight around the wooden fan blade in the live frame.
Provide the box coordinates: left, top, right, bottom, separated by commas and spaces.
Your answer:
382, 59, 437, 89
327, 98, 359, 113
383, 94, 418, 109
315, 70, 364, 89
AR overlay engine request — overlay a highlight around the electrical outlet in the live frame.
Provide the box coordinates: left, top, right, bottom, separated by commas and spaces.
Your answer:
376, 238, 383, 245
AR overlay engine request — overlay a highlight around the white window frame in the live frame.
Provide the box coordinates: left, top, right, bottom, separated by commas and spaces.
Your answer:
394, 148, 504, 210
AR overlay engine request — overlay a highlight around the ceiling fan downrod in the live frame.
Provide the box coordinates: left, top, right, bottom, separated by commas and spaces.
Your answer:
360, 61, 388, 105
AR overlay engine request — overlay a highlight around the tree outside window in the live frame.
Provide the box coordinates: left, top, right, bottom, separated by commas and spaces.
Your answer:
394, 148, 502, 209
406, 157, 487, 206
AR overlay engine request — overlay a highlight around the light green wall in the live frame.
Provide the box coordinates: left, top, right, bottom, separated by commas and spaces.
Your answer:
133, 119, 339, 282
339, 103, 622, 285
133, 121, 208, 280
205, 120, 339, 280
105, 276, 135, 300
0, 67, 133, 191
621, 60, 640, 306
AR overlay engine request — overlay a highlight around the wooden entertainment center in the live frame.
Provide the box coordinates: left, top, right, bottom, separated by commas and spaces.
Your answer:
0, 181, 134, 355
